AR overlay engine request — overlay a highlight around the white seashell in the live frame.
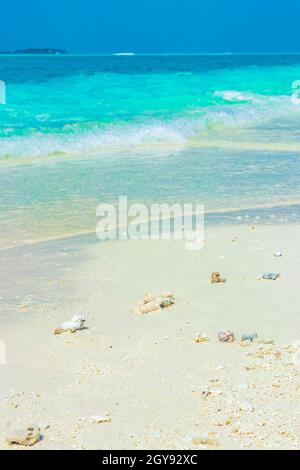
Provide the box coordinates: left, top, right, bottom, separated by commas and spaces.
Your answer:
54, 315, 86, 335
61, 315, 86, 330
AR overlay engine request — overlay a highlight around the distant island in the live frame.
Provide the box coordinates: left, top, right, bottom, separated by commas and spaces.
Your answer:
0, 48, 68, 55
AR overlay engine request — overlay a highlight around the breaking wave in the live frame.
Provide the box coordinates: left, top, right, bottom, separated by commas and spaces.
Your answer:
1, 89, 300, 159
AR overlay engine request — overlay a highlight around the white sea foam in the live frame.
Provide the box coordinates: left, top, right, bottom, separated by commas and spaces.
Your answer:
213, 90, 254, 102
0, 121, 190, 158
113, 52, 135, 56
210, 91, 300, 126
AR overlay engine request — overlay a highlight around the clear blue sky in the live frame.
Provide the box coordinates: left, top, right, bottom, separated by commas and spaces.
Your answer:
1, 0, 300, 53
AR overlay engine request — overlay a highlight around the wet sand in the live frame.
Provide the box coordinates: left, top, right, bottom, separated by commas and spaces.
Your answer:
0, 224, 300, 449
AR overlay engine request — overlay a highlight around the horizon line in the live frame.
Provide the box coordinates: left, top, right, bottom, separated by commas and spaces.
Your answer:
1, 51, 300, 57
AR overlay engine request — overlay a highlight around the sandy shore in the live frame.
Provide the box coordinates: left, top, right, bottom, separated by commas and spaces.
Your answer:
0, 224, 300, 450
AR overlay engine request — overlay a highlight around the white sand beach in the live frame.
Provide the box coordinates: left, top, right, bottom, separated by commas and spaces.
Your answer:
2, 0, 300, 455
0, 223, 300, 450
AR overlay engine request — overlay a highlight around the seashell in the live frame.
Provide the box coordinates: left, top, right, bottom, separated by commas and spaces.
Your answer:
241, 333, 258, 342
218, 330, 235, 343
259, 272, 280, 281
159, 297, 175, 308
211, 272, 226, 284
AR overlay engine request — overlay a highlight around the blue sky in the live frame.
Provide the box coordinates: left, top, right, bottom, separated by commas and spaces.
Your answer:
1, 0, 300, 53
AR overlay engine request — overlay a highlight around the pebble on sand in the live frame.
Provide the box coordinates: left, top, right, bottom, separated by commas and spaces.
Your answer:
257, 339, 274, 345
211, 272, 226, 284
194, 333, 209, 343
89, 415, 111, 424
6, 425, 41, 447
192, 437, 220, 447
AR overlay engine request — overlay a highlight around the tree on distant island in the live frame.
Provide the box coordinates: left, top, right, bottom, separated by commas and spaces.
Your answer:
0, 48, 68, 55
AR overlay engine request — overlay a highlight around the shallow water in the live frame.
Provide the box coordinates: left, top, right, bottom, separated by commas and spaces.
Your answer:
1, 54, 300, 246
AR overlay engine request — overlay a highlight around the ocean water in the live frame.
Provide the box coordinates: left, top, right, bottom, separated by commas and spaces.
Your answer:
1, 54, 300, 247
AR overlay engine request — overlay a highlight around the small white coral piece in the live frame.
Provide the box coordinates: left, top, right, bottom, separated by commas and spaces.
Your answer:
54, 315, 86, 335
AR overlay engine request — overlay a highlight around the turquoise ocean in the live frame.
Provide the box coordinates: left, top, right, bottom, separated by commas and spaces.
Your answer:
1, 54, 300, 248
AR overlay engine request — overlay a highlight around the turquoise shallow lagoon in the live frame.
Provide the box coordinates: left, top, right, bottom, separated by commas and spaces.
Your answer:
1, 54, 300, 246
